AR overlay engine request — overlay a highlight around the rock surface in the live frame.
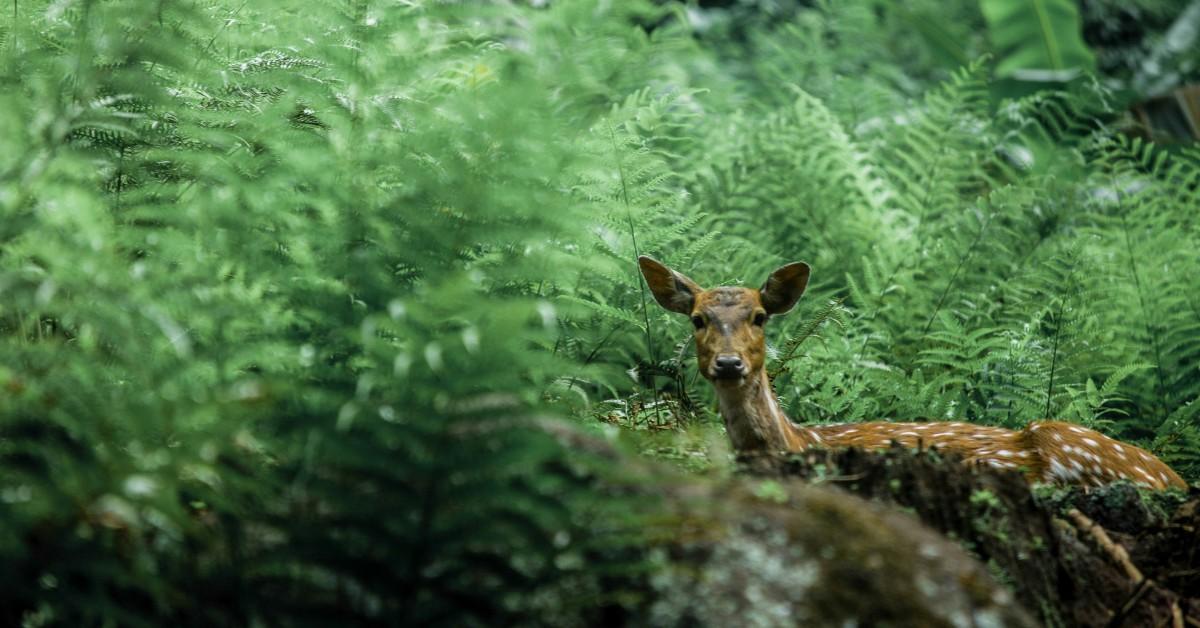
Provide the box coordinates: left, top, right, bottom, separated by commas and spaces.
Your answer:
738, 445, 1199, 627
645, 477, 1036, 627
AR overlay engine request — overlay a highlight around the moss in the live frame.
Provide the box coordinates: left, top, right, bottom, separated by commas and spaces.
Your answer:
1038, 599, 1068, 628
970, 489, 1010, 543
1137, 485, 1189, 520
751, 479, 789, 504
969, 489, 1002, 510
648, 477, 1036, 627
984, 558, 1015, 591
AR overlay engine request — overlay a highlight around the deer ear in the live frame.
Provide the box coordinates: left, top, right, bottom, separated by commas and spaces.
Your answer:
638, 256, 702, 315
760, 262, 810, 315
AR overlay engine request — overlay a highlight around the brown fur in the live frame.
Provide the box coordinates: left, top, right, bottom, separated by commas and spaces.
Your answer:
638, 256, 1187, 490
693, 288, 769, 382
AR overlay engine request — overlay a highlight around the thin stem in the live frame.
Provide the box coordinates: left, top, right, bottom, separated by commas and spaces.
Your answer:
608, 121, 665, 426
921, 212, 990, 336
194, 0, 249, 70
1117, 192, 1169, 421
1044, 297, 1065, 419
768, 296, 846, 380
114, 143, 125, 211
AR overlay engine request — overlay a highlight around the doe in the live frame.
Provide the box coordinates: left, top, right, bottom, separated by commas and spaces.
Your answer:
638, 256, 1186, 490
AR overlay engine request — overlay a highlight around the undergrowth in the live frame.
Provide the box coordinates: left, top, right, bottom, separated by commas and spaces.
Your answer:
0, 0, 1197, 624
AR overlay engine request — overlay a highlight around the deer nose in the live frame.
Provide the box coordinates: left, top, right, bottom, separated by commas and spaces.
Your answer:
713, 355, 745, 378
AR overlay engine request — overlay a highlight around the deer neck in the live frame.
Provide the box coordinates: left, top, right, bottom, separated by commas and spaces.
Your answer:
714, 370, 815, 454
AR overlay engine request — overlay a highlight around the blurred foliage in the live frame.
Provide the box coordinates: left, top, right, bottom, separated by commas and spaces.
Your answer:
0, 0, 1197, 625
1082, 0, 1199, 92
981, 0, 1096, 91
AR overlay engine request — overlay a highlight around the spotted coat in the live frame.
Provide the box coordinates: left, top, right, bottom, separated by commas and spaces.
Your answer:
801, 420, 1185, 489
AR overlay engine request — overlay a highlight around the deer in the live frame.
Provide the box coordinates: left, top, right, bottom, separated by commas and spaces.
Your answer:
637, 256, 1187, 490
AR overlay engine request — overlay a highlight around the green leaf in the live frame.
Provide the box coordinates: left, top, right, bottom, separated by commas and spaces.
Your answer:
980, 0, 1095, 83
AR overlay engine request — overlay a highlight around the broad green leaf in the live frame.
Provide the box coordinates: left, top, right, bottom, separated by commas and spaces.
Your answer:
980, 0, 1095, 83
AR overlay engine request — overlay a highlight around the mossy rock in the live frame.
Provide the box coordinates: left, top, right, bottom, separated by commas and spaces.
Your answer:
737, 445, 1200, 627
641, 477, 1035, 627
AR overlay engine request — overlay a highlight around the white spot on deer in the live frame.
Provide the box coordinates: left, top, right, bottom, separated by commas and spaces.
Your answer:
1091, 464, 1102, 475
1049, 457, 1070, 479
1029, 423, 1041, 431
1082, 438, 1099, 448
1069, 426, 1086, 433
1052, 433, 1064, 442
1071, 459, 1084, 472
1061, 445, 1075, 454
811, 432, 823, 444
1113, 443, 1124, 453
994, 450, 1013, 458
900, 431, 919, 437
1015, 451, 1029, 458
1135, 467, 1155, 482
842, 428, 858, 435
933, 432, 953, 438
1159, 472, 1169, 484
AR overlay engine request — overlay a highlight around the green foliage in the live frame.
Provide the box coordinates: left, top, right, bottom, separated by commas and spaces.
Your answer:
981, 0, 1097, 87
0, 0, 1198, 624
1, 0, 661, 624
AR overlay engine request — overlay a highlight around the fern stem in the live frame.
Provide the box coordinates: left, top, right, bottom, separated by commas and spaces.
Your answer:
582, 325, 620, 365
769, 297, 846, 379
194, 0, 249, 70
1118, 200, 1169, 421
1043, 296, 1065, 419
114, 143, 125, 211
608, 121, 665, 426
921, 212, 990, 336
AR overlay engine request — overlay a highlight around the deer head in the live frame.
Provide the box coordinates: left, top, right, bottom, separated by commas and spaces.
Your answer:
637, 256, 810, 388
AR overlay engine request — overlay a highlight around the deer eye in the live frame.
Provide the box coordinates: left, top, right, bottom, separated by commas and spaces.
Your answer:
691, 315, 705, 330
752, 312, 767, 326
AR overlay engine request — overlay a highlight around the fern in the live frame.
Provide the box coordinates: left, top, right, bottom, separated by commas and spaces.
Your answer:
768, 297, 848, 380
3, 1, 1200, 623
